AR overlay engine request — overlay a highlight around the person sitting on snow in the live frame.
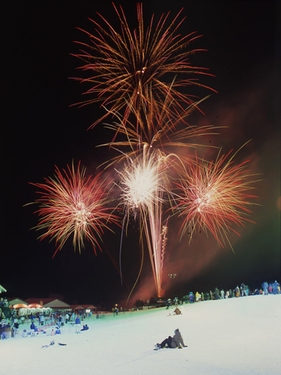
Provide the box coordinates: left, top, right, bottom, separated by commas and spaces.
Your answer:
174, 307, 182, 315
81, 324, 89, 331
155, 328, 187, 350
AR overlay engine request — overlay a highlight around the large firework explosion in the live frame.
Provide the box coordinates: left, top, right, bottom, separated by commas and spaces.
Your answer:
28, 162, 119, 258
30, 3, 258, 299
72, 2, 215, 132
172, 147, 259, 251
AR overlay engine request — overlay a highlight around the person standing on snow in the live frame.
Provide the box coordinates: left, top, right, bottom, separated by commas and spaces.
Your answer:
75, 315, 81, 334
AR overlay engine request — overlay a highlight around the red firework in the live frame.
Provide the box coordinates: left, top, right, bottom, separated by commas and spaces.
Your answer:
174, 149, 259, 249
29, 162, 119, 257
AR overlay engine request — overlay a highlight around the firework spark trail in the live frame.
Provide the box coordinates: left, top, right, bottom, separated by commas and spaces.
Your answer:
146, 187, 165, 297
116, 145, 171, 296
28, 162, 119, 257
173, 148, 259, 250
99, 95, 223, 169
161, 223, 168, 274
72, 2, 215, 130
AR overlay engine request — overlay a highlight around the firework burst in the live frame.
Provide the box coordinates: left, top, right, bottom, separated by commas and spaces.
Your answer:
71, 3, 219, 297
173, 147, 259, 250
72, 2, 215, 130
28, 162, 119, 257
117, 147, 166, 217
27, 3, 260, 301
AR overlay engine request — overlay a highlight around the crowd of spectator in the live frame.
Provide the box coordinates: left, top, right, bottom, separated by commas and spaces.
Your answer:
0, 303, 93, 340
1, 280, 280, 339
173, 280, 280, 305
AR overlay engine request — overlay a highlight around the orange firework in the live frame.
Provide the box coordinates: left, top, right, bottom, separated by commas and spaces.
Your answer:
72, 2, 215, 131
173, 147, 259, 249
28, 162, 119, 257
99, 95, 222, 170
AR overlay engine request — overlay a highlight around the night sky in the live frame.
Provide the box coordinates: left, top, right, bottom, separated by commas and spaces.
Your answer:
2, 1, 280, 308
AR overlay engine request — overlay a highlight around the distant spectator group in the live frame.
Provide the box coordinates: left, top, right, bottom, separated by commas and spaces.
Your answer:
166, 280, 281, 307
261, 280, 280, 295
